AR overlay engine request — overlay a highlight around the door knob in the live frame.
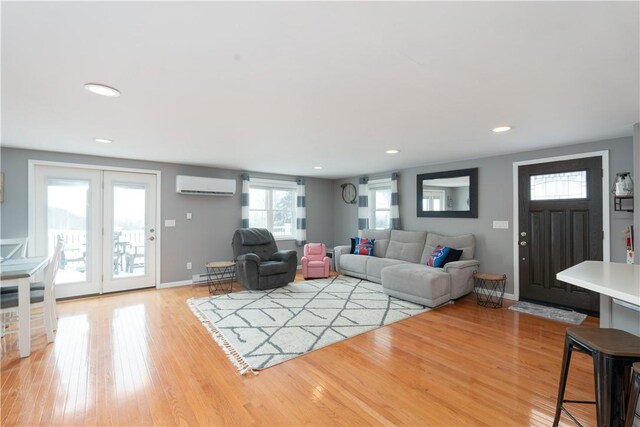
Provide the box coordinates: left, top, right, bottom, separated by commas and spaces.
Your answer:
520, 241, 527, 246
149, 236, 155, 241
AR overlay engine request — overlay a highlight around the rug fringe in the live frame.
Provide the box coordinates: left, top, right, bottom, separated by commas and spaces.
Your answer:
187, 298, 258, 376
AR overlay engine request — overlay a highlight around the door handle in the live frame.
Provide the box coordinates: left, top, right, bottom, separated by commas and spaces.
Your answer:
520, 241, 527, 246
149, 236, 155, 241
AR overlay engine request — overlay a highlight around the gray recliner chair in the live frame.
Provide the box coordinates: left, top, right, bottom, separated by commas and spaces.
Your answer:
232, 228, 298, 290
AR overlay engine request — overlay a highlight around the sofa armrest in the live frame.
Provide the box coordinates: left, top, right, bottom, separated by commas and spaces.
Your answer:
271, 250, 298, 283
443, 260, 480, 271
237, 253, 261, 265
271, 250, 297, 263
235, 253, 261, 288
443, 259, 480, 299
333, 245, 351, 274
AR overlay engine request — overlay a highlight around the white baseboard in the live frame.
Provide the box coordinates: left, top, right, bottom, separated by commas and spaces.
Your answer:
158, 279, 193, 289
474, 287, 518, 301
502, 292, 518, 301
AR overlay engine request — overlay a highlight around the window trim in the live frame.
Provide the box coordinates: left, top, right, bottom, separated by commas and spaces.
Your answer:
248, 178, 297, 241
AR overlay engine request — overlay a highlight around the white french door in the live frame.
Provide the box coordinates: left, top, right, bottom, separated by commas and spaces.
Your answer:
34, 166, 102, 298
102, 171, 156, 293
32, 164, 158, 298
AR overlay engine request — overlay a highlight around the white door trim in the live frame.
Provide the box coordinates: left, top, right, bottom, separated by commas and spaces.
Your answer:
28, 159, 162, 289
511, 150, 610, 301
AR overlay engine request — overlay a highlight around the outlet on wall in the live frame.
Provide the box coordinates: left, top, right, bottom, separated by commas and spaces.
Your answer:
186, 262, 192, 270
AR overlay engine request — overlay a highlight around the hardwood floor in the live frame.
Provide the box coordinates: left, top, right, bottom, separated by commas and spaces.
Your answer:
1, 274, 598, 426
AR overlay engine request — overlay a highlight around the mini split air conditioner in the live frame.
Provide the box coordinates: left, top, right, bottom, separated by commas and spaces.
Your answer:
176, 175, 236, 196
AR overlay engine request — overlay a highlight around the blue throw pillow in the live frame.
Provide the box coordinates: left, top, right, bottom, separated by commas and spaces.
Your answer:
353, 237, 375, 256
428, 245, 451, 268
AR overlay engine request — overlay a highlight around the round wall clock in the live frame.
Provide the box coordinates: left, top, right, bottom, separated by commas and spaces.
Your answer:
341, 183, 357, 204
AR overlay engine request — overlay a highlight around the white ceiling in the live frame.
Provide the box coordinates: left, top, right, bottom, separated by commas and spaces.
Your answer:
2, 2, 638, 178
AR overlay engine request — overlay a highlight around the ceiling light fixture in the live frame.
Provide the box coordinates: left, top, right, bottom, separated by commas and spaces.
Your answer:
385, 149, 400, 154
492, 126, 512, 133
313, 166, 323, 170
84, 83, 121, 97
95, 138, 112, 144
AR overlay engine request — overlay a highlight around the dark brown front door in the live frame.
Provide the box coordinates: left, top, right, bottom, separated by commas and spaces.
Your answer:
518, 157, 603, 314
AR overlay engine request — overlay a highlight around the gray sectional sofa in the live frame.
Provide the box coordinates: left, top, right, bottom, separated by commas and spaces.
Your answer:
334, 229, 479, 307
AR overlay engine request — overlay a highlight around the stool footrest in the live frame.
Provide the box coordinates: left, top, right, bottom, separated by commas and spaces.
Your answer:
562, 399, 596, 405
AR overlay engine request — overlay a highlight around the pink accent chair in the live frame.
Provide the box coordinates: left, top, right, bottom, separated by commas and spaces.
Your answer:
301, 243, 330, 279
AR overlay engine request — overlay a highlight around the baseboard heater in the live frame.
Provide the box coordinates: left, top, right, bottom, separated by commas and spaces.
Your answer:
191, 271, 235, 284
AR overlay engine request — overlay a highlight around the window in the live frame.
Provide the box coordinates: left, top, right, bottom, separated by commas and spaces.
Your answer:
369, 181, 391, 230
422, 190, 445, 211
530, 171, 587, 201
248, 179, 297, 239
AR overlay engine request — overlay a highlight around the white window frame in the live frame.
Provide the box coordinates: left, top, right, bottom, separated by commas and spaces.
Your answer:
248, 178, 297, 241
422, 189, 446, 211
368, 179, 392, 230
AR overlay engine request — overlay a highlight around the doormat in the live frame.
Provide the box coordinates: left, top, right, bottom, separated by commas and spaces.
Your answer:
509, 301, 587, 325
188, 275, 429, 374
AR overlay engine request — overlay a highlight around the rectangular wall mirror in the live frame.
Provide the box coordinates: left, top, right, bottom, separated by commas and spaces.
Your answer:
416, 168, 478, 218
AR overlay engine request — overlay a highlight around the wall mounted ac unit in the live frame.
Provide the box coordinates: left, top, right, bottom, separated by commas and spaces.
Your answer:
176, 175, 236, 196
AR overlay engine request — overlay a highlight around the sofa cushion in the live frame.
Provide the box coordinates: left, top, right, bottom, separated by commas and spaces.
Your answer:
421, 233, 475, 264
365, 257, 409, 282
385, 230, 427, 263
340, 253, 369, 275
362, 229, 391, 258
259, 261, 290, 276
353, 237, 375, 255
239, 228, 273, 245
381, 264, 451, 308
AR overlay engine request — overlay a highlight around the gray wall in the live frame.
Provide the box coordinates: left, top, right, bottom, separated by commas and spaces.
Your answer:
452, 186, 469, 211
332, 136, 634, 294
0, 148, 335, 283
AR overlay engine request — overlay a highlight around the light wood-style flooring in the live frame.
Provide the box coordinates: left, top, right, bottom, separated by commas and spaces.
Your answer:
1, 274, 598, 426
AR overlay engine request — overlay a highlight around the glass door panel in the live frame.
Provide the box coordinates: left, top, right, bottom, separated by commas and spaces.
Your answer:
113, 184, 147, 278
48, 179, 89, 284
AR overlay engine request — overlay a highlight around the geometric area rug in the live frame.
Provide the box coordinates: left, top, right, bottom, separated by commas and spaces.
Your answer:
188, 275, 429, 375
508, 301, 587, 325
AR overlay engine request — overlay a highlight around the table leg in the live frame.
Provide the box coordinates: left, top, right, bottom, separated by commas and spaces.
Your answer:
18, 277, 31, 357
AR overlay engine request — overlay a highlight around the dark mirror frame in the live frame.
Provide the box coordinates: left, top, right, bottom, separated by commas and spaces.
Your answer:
416, 168, 478, 218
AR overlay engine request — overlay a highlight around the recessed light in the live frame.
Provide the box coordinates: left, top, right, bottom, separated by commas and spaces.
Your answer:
385, 149, 400, 154
313, 166, 323, 170
84, 83, 121, 97
95, 138, 112, 144
492, 126, 512, 133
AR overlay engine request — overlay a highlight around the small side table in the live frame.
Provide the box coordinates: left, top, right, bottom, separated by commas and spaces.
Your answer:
473, 272, 507, 308
326, 248, 335, 271
205, 261, 236, 295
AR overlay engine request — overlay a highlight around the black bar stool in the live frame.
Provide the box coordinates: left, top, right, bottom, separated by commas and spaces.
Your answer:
553, 327, 640, 427
625, 362, 640, 427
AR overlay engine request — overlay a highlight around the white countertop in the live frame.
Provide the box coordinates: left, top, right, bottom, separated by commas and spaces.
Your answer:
557, 261, 640, 306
